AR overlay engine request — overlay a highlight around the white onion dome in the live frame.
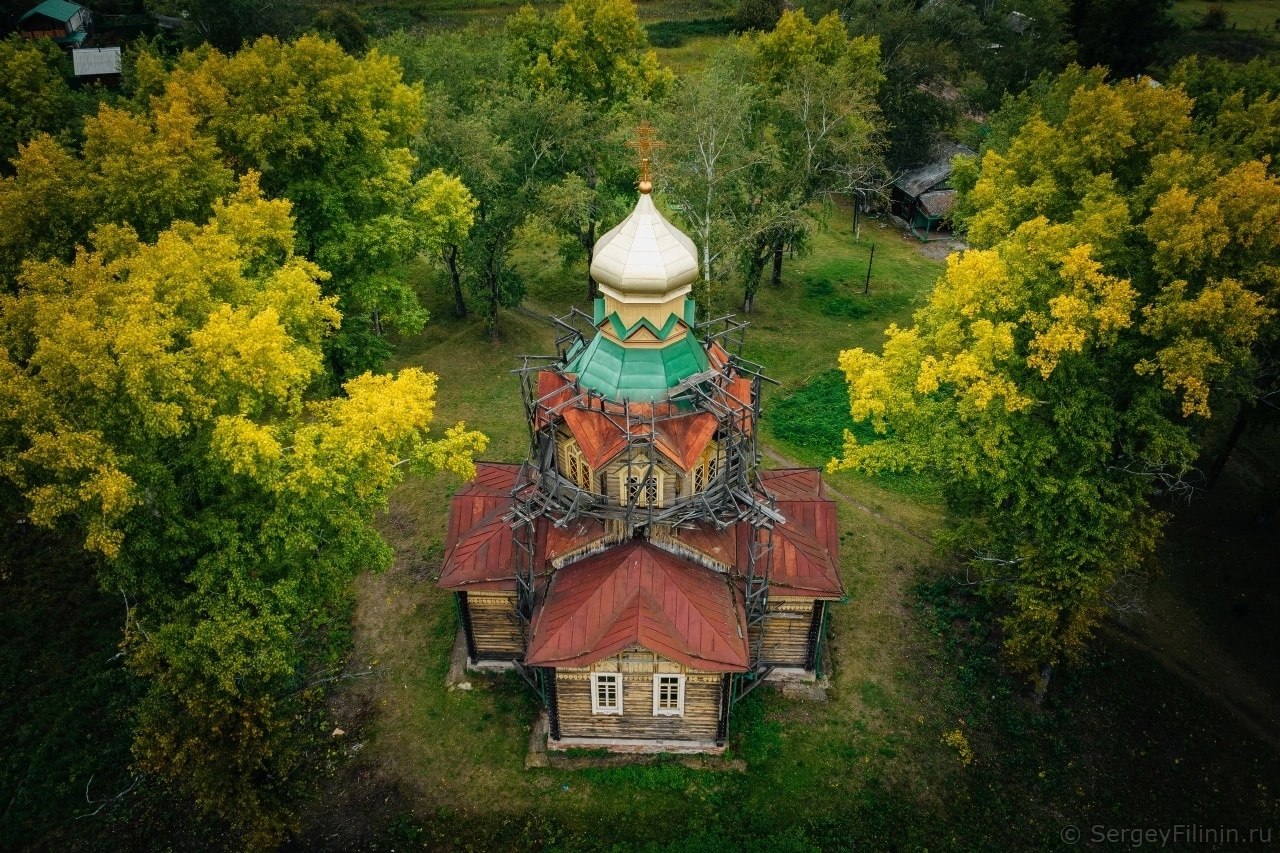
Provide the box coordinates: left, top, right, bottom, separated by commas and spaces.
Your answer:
590, 193, 699, 303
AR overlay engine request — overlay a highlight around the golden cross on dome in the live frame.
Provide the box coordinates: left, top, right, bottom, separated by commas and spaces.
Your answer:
626, 120, 665, 193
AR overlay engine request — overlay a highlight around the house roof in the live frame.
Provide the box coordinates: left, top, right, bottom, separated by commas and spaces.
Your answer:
892, 141, 975, 199
758, 468, 824, 501
438, 463, 521, 591
20, 0, 83, 23
651, 470, 844, 599
525, 542, 750, 671
918, 189, 957, 219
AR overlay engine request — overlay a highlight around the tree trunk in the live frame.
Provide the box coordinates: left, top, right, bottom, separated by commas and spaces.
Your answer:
1033, 662, 1053, 706
444, 244, 466, 318
770, 235, 785, 287
585, 217, 596, 303
371, 307, 382, 337
742, 239, 768, 313
485, 255, 500, 342
585, 166, 598, 302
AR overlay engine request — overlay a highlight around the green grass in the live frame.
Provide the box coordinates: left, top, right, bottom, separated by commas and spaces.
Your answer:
1172, 0, 1280, 31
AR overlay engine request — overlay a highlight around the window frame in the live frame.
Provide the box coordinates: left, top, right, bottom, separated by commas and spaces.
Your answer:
617, 463, 662, 507
590, 672, 623, 715
558, 437, 594, 491
651, 674, 685, 716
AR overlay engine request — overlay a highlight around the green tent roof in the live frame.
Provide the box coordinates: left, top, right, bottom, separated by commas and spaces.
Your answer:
564, 332, 709, 402
20, 0, 85, 23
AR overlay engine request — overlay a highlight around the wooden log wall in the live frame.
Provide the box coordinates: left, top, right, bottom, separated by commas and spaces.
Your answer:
553, 648, 723, 741
463, 591, 524, 658
554, 671, 723, 741
756, 597, 821, 667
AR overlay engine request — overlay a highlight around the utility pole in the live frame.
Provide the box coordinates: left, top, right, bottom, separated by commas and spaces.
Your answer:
863, 243, 875, 295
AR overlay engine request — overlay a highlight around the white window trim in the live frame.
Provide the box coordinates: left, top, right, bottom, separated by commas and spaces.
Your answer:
652, 674, 685, 716
590, 672, 623, 715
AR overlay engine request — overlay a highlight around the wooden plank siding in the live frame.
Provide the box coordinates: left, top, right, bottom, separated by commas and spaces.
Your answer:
553, 671, 723, 741
550, 647, 726, 742
464, 591, 523, 659
755, 597, 822, 668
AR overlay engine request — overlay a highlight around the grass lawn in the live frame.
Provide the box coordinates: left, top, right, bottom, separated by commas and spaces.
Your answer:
300, 200, 1279, 849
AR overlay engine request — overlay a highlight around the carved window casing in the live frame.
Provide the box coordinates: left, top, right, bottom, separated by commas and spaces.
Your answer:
557, 436, 595, 491
590, 672, 622, 715
692, 441, 720, 493
652, 674, 685, 716
618, 464, 662, 507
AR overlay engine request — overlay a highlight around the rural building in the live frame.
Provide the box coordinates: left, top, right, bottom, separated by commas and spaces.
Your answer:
18, 0, 91, 47
440, 130, 844, 753
72, 46, 121, 84
890, 141, 974, 241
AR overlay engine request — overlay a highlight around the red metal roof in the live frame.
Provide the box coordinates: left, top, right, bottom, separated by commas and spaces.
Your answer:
770, 502, 843, 597
439, 463, 522, 591
759, 468, 825, 501
525, 542, 750, 671
561, 406, 718, 473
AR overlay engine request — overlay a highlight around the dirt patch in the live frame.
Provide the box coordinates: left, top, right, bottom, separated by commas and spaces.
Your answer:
914, 239, 966, 261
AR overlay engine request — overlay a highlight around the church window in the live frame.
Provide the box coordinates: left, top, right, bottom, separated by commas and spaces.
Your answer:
652, 674, 684, 716
591, 673, 623, 715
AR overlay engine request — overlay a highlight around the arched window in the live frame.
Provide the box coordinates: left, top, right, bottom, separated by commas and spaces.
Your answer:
692, 442, 720, 493
557, 437, 594, 491
618, 464, 662, 507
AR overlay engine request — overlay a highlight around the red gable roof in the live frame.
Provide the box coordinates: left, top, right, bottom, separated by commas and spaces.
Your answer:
562, 406, 717, 473
439, 463, 521, 591
770, 503, 843, 597
438, 506, 519, 591
525, 542, 749, 671
654, 411, 718, 471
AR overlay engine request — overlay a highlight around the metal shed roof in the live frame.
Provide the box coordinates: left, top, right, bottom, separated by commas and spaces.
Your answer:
20, 0, 84, 23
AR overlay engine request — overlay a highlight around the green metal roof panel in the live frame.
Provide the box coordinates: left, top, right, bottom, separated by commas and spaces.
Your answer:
565, 332, 709, 402
20, 0, 83, 23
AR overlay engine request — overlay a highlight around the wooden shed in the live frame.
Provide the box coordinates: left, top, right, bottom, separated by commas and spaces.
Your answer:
18, 0, 91, 47
890, 141, 974, 241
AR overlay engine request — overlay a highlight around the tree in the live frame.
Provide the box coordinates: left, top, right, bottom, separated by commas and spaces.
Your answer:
0, 177, 487, 844
505, 0, 673, 105
504, 1, 670, 302
0, 36, 85, 175
737, 10, 885, 310
144, 0, 303, 52
1068, 0, 1178, 79
414, 169, 479, 318
0, 99, 234, 291
834, 74, 1277, 697
654, 49, 764, 308
156, 35, 472, 378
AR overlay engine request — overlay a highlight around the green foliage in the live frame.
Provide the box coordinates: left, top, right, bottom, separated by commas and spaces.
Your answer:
645, 17, 736, 48
0, 36, 85, 175
0, 180, 486, 845
505, 0, 674, 103
138, 35, 480, 376
733, 0, 785, 32
1069, 0, 1180, 77
144, 0, 304, 52
836, 72, 1279, 680
0, 98, 235, 292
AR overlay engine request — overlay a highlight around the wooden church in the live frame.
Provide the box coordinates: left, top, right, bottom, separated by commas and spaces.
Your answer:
439, 133, 844, 752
